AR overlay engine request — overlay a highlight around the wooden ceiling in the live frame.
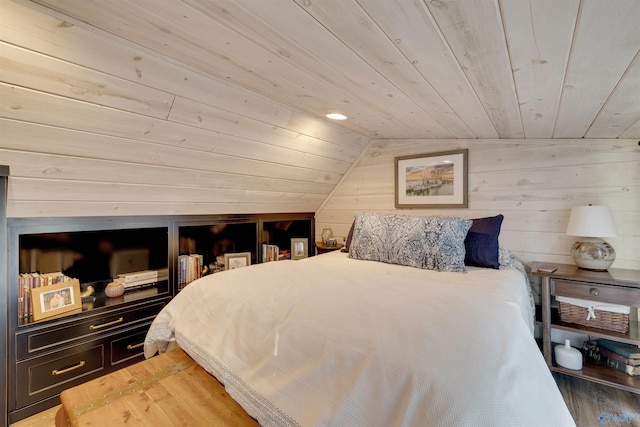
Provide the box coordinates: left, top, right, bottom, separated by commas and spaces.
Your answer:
28, 0, 640, 140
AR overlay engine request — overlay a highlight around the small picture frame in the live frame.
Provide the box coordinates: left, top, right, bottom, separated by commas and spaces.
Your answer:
224, 252, 251, 270
31, 279, 82, 321
395, 149, 468, 208
291, 238, 308, 260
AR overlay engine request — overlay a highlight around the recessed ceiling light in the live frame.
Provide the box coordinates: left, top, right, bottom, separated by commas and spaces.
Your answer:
326, 113, 347, 120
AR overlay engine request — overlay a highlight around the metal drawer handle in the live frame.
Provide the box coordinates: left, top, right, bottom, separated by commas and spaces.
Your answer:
52, 360, 85, 376
127, 342, 144, 350
89, 317, 123, 330
590, 288, 599, 296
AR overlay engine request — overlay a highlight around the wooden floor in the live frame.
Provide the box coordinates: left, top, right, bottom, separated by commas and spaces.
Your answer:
10, 374, 640, 427
554, 373, 640, 427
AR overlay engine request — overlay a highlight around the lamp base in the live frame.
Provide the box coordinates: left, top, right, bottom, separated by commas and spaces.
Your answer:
570, 237, 615, 271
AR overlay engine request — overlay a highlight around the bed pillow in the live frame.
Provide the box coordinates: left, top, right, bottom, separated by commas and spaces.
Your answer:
422, 215, 472, 272
341, 221, 355, 252
348, 213, 429, 269
464, 214, 503, 269
349, 212, 472, 272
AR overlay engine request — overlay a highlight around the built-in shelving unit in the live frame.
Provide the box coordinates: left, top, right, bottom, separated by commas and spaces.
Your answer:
5, 212, 314, 423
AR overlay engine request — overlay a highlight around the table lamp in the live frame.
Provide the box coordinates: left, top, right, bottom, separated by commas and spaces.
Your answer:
566, 205, 617, 271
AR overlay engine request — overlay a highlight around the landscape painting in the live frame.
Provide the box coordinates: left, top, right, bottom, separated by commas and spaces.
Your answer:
395, 150, 468, 208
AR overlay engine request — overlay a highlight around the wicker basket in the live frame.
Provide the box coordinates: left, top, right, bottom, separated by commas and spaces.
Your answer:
557, 300, 629, 333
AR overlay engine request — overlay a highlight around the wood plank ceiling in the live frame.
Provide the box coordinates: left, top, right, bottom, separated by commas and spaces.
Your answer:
25, 0, 640, 140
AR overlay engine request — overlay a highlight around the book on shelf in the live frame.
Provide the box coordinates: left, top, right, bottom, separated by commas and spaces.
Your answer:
116, 268, 168, 284
593, 345, 640, 366
115, 267, 169, 289
262, 244, 279, 262
17, 272, 75, 319
595, 339, 640, 359
585, 340, 640, 376
178, 254, 204, 289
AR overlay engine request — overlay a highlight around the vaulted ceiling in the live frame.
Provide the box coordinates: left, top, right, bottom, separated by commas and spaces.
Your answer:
25, 0, 640, 140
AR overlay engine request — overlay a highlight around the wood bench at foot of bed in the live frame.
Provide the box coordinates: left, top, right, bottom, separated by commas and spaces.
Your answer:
56, 348, 259, 426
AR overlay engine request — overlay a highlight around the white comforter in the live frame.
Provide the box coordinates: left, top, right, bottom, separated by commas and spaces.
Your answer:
144, 251, 575, 427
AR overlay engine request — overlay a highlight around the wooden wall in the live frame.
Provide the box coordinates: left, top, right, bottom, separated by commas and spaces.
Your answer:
0, 0, 369, 218
316, 139, 639, 270
2, 1, 638, 271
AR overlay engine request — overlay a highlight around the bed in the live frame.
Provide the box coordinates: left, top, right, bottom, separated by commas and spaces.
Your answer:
144, 213, 576, 426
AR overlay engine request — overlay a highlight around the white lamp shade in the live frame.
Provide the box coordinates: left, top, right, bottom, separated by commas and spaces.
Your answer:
566, 205, 617, 237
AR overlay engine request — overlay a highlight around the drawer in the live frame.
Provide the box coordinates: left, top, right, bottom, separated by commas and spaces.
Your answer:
16, 342, 104, 409
110, 322, 151, 365
16, 301, 165, 360
552, 279, 640, 306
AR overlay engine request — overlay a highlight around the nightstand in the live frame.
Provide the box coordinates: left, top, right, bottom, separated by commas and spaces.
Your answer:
315, 242, 344, 255
532, 261, 640, 393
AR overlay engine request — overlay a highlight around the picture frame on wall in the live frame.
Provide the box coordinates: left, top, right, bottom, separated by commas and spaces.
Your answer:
31, 279, 82, 321
395, 149, 468, 208
224, 252, 251, 270
291, 238, 308, 260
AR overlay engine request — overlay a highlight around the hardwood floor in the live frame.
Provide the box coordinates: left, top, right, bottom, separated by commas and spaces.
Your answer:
10, 375, 640, 427
9, 405, 59, 427
554, 374, 640, 427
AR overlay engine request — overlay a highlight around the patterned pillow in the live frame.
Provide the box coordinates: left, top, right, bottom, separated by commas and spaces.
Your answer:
349, 212, 472, 272
348, 213, 429, 269
422, 215, 473, 272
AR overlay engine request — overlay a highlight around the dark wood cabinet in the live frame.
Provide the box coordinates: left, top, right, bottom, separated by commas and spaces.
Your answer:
5, 212, 314, 422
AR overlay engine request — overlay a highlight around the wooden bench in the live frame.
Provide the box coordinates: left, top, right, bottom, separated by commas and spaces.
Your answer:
56, 348, 259, 426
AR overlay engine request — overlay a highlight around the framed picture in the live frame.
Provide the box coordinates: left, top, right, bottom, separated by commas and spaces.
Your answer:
395, 149, 468, 208
31, 279, 82, 321
224, 252, 251, 270
291, 238, 308, 260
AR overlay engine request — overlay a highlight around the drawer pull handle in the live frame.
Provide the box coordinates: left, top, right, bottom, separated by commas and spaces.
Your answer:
52, 360, 85, 376
90, 317, 123, 330
590, 288, 599, 296
127, 342, 144, 350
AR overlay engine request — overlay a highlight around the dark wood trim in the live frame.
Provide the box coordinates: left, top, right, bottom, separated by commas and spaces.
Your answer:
1, 166, 9, 427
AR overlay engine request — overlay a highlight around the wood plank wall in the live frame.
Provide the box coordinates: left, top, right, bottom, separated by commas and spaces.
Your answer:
0, 0, 369, 217
1, 1, 638, 272
316, 139, 640, 271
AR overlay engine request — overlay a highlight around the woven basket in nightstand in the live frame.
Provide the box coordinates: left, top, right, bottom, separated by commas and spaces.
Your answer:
557, 299, 629, 333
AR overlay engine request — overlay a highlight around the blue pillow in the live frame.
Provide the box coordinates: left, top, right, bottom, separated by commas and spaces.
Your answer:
464, 214, 504, 269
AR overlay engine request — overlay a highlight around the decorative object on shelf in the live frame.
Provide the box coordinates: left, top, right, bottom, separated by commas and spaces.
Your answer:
566, 204, 618, 271
556, 296, 630, 333
104, 281, 125, 298
394, 149, 468, 208
554, 339, 583, 370
224, 252, 251, 270
321, 228, 333, 244
291, 238, 309, 260
80, 285, 95, 299
31, 279, 82, 321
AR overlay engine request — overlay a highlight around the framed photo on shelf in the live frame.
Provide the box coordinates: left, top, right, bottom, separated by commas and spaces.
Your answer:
224, 252, 251, 270
291, 238, 308, 260
395, 149, 468, 208
31, 279, 82, 321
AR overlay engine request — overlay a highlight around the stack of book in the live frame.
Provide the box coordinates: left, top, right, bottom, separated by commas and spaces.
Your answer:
178, 254, 204, 289
584, 339, 640, 376
18, 272, 75, 318
262, 244, 279, 262
115, 268, 169, 290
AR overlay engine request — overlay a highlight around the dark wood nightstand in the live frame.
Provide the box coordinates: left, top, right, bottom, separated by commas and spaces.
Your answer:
315, 242, 344, 255
532, 261, 640, 394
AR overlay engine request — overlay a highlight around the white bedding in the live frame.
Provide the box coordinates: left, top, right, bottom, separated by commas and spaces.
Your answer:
144, 251, 575, 426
